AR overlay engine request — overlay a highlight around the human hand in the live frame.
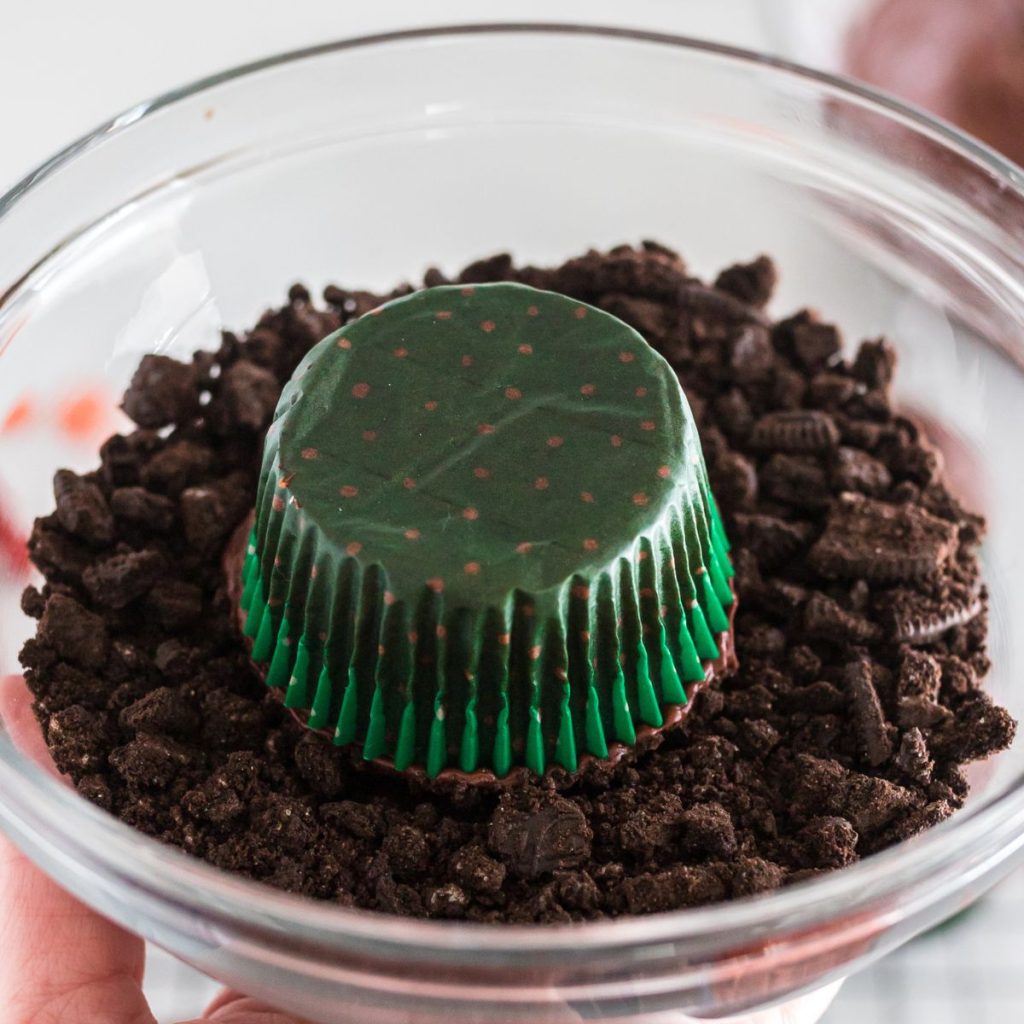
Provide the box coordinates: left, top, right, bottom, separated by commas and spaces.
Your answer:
0, 674, 304, 1023
0, 676, 840, 1023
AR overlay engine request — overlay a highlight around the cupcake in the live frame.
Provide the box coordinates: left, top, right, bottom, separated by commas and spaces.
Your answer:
238, 283, 735, 779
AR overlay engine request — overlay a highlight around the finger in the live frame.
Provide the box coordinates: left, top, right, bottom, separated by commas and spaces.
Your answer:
717, 979, 844, 1024
0, 676, 153, 1024
0, 672, 61, 778
183, 988, 307, 1023
777, 980, 843, 1024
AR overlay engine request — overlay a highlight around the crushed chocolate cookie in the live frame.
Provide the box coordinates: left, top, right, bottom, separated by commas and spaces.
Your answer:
809, 494, 959, 583
843, 659, 894, 768
19, 245, 1014, 922
750, 410, 840, 454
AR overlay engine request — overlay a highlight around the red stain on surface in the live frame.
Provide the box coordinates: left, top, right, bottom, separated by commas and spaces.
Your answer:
0, 497, 29, 577
1, 397, 34, 434
57, 390, 108, 438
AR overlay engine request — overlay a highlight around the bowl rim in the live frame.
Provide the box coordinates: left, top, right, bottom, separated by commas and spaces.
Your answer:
2, 21, 1024, 959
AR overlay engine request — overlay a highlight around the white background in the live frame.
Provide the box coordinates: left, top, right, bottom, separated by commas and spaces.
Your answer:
0, 0, 767, 192
2, 2, 1021, 1022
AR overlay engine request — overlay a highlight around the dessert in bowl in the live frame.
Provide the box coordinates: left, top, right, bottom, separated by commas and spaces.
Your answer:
1, 24, 1023, 1023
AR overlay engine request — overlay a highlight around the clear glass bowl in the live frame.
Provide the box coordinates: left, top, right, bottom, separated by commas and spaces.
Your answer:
2, 24, 1024, 1023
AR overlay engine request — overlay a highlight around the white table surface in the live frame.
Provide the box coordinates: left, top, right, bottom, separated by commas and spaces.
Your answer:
2, 2, 1021, 1021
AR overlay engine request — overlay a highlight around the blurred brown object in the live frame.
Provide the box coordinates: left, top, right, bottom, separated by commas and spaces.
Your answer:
846, 0, 1024, 167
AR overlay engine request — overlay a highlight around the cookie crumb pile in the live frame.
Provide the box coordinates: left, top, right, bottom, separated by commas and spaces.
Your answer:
20, 243, 1014, 921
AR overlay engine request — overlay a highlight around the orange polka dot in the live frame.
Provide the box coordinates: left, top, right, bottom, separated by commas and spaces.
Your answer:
481, 320, 496, 333
610, 435, 623, 448
632, 492, 649, 507
580, 491, 594, 503
408, 631, 418, 644
378, 644, 387, 656
405, 528, 421, 540
498, 632, 511, 645
424, 400, 438, 411
301, 447, 319, 460
473, 467, 490, 479
436, 310, 453, 320
461, 354, 473, 367
527, 305, 539, 317
534, 477, 549, 491
427, 578, 445, 594
583, 538, 599, 552
277, 473, 294, 488
546, 436, 564, 448
658, 465, 671, 478
640, 420, 656, 431
272, 496, 285, 512
346, 542, 363, 556
352, 382, 370, 398
463, 507, 479, 521
477, 422, 495, 435
464, 561, 481, 575
530, 645, 542, 660
574, 306, 588, 319
640, 587, 655, 598
403, 477, 416, 490
384, 591, 396, 606
337, 337, 352, 349
517, 343, 533, 355
572, 584, 590, 600
638, 550, 649, 561
362, 430, 377, 442
635, 386, 648, 397
393, 347, 408, 358
461, 287, 475, 297
515, 542, 533, 554
618, 351, 635, 363
580, 383, 596, 396
504, 386, 522, 401
339, 485, 359, 498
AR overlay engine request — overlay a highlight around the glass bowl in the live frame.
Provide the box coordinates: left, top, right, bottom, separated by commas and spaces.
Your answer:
2, 23, 1024, 1024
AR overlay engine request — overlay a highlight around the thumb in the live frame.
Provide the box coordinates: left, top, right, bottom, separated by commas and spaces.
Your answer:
182, 990, 312, 1023
0, 676, 153, 1024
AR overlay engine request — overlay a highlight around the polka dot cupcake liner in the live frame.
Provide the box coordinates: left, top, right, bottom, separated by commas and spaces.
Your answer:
239, 283, 735, 778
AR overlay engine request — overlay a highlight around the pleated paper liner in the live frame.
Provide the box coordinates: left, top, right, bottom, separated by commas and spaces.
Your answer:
235, 513, 735, 781
237, 282, 737, 779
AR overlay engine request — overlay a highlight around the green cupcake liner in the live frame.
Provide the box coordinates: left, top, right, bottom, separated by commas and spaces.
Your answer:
241, 282, 734, 778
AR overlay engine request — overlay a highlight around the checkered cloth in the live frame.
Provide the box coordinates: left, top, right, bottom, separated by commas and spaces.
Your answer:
823, 867, 1024, 1024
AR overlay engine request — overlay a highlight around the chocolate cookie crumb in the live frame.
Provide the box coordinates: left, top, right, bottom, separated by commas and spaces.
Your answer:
488, 794, 592, 879
843, 659, 894, 768
20, 244, 1013, 921
810, 494, 958, 582
122, 354, 201, 429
